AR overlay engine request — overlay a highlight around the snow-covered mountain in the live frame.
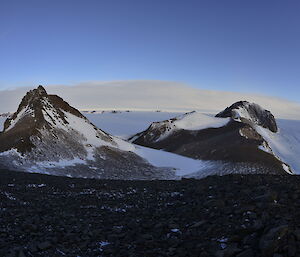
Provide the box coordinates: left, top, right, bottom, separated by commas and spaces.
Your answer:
131, 101, 293, 176
0, 86, 176, 179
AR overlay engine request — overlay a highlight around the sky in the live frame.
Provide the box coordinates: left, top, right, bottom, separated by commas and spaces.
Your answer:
0, 0, 300, 102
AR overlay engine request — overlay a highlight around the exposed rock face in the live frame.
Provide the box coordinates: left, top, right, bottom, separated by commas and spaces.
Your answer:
0, 86, 174, 179
131, 104, 292, 175
216, 101, 278, 133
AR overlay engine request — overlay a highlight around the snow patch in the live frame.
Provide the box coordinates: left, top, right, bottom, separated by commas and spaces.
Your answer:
239, 128, 249, 139
5, 106, 33, 131
0, 148, 24, 158
282, 164, 293, 175
232, 105, 253, 122
134, 145, 217, 177
167, 112, 230, 131
140, 112, 230, 143
30, 157, 87, 170
258, 141, 272, 154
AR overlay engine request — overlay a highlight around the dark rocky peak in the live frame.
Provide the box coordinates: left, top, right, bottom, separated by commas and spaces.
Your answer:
216, 101, 278, 133
3, 86, 48, 131
24, 85, 47, 101
36, 85, 47, 94
3, 85, 84, 132
13, 85, 48, 115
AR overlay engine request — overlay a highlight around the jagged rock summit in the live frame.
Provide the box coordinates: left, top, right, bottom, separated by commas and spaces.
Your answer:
2, 85, 100, 153
216, 101, 278, 133
0, 86, 173, 179
131, 102, 293, 176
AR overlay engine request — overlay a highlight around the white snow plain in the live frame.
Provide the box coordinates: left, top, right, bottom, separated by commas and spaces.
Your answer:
84, 111, 182, 139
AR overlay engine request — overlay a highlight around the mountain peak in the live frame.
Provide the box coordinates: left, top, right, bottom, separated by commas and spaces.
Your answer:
0, 86, 173, 179
216, 101, 278, 133
1, 85, 96, 150
12, 85, 48, 117
2, 85, 88, 133
37, 85, 47, 94
26, 85, 47, 99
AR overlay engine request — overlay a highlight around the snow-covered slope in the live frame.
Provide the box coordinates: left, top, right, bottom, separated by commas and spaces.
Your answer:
0, 117, 7, 131
165, 112, 230, 131
255, 119, 300, 173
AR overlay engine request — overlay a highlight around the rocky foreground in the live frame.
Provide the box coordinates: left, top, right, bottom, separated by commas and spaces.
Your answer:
0, 170, 299, 257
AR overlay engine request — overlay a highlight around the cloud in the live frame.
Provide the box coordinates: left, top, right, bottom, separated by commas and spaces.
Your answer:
0, 80, 300, 120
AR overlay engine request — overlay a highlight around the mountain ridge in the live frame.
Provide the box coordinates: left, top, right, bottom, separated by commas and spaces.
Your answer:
131, 102, 293, 176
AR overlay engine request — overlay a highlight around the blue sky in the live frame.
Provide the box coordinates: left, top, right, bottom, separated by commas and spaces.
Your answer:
0, 0, 300, 102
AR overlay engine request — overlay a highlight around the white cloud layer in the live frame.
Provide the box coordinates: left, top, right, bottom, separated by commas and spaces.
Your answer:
1, 80, 300, 120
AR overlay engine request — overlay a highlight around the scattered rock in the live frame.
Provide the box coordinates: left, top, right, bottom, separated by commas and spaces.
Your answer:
0, 170, 300, 256
37, 241, 52, 251
259, 225, 289, 256
236, 249, 254, 257
190, 220, 207, 228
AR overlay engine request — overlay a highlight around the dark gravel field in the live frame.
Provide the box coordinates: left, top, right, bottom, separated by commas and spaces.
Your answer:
0, 169, 299, 257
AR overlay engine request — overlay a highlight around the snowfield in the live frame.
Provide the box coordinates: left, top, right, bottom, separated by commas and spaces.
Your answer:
133, 145, 216, 177
84, 111, 182, 139
169, 112, 230, 131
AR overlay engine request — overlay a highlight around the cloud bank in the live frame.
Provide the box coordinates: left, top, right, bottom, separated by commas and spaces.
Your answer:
1, 80, 300, 120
